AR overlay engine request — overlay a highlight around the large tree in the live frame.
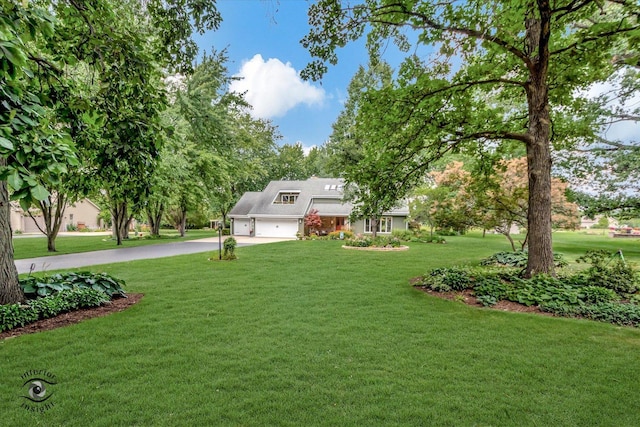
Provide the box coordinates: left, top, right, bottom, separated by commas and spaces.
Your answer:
1, 0, 221, 304
0, 2, 78, 304
302, 0, 639, 277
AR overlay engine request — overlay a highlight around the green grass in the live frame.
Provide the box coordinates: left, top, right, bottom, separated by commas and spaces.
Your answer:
12, 229, 217, 259
1, 233, 640, 425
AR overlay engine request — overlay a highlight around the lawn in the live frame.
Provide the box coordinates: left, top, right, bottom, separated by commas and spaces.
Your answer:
12, 229, 217, 260
1, 233, 640, 426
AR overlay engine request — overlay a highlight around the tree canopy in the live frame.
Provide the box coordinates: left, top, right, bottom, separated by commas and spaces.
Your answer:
303, 0, 639, 276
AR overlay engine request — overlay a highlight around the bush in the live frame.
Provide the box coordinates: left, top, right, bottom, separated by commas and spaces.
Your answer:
327, 230, 354, 240
420, 267, 472, 292
581, 286, 620, 304
0, 288, 109, 332
391, 229, 414, 241
222, 237, 237, 260
480, 251, 568, 268
541, 302, 640, 327
571, 250, 639, 294
344, 235, 402, 248
21, 272, 126, 298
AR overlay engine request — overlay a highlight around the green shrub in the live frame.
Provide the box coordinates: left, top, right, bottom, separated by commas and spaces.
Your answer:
223, 237, 237, 260
344, 237, 371, 247
581, 286, 620, 304
572, 250, 639, 293
480, 251, 568, 268
473, 276, 510, 306
629, 294, 640, 305
0, 288, 109, 332
344, 236, 403, 248
420, 267, 472, 292
328, 230, 354, 240
21, 272, 126, 298
391, 229, 414, 241
542, 302, 640, 327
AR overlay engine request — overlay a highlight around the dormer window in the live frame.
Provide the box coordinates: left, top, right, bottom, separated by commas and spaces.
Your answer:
274, 191, 300, 204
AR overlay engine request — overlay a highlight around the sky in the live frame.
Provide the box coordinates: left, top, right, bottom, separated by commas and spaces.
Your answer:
192, 0, 370, 153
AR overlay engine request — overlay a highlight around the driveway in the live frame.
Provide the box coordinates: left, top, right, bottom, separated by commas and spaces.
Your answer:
15, 236, 293, 274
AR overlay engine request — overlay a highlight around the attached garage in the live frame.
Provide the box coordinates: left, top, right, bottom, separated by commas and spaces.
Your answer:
233, 218, 251, 236
255, 218, 298, 238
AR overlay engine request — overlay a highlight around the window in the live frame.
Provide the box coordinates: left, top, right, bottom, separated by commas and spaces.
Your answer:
274, 192, 299, 204
365, 217, 392, 233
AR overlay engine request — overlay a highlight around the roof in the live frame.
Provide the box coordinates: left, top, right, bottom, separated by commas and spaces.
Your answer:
229, 192, 262, 216
229, 178, 409, 218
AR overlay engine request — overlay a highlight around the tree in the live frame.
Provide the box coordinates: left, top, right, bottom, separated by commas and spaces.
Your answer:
302, 0, 639, 277
273, 143, 310, 180
479, 158, 579, 251
0, 2, 78, 304
1, 0, 221, 303
327, 63, 398, 237
304, 209, 322, 235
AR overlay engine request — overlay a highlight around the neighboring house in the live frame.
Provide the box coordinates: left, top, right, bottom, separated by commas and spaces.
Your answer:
10, 198, 102, 234
229, 178, 409, 238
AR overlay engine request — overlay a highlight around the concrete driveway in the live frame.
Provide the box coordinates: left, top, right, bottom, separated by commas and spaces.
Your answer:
15, 236, 293, 274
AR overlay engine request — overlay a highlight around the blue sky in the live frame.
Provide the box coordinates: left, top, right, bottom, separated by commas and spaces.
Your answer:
193, 0, 370, 151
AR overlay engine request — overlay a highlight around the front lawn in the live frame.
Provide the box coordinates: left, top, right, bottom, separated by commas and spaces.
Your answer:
1, 234, 639, 425
12, 229, 217, 260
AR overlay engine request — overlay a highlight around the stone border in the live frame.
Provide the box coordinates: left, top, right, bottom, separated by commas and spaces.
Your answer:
342, 245, 409, 251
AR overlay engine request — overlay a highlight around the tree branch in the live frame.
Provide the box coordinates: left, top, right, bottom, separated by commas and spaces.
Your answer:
368, 2, 533, 68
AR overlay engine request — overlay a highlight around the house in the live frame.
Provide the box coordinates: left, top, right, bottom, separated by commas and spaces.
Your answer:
229, 178, 409, 238
10, 198, 102, 234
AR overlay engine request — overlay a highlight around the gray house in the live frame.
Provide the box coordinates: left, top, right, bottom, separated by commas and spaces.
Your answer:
229, 178, 408, 238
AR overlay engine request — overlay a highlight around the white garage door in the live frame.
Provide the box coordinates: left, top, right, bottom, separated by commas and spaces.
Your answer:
233, 218, 251, 236
255, 219, 298, 238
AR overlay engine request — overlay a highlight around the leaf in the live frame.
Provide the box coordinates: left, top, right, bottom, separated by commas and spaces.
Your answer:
7, 171, 23, 190
30, 184, 50, 201
0, 136, 13, 150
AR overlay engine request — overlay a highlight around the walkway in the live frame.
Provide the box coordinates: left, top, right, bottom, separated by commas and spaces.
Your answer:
15, 236, 293, 274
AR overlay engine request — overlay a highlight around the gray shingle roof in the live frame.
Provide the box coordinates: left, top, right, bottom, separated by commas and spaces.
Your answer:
230, 178, 409, 218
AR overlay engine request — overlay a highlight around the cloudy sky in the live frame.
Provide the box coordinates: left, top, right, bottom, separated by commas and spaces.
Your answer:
193, 0, 370, 152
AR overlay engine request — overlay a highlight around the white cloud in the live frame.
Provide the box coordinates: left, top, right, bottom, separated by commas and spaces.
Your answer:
229, 54, 326, 119
301, 143, 317, 156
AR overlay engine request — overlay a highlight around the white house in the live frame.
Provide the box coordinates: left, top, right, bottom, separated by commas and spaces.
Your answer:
229, 178, 409, 238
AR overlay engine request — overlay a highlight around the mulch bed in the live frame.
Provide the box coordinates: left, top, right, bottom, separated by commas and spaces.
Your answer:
0, 293, 144, 340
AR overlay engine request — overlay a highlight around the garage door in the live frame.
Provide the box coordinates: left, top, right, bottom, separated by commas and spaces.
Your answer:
255, 218, 298, 238
233, 218, 251, 236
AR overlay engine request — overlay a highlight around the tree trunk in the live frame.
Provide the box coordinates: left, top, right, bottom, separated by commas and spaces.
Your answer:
40, 194, 66, 252
111, 201, 129, 246
0, 160, 24, 305
524, 10, 554, 277
146, 201, 164, 237
177, 208, 187, 237
370, 217, 378, 238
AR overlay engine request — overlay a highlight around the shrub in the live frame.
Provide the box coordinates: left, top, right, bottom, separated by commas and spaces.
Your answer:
327, 230, 354, 240
572, 250, 639, 294
420, 267, 472, 292
391, 229, 414, 241
0, 288, 109, 332
581, 286, 620, 304
542, 302, 640, 327
21, 272, 126, 298
480, 251, 568, 268
344, 236, 403, 248
223, 237, 237, 260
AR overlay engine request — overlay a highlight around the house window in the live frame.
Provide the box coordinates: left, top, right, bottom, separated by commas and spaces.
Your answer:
274, 192, 299, 204
365, 217, 392, 233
